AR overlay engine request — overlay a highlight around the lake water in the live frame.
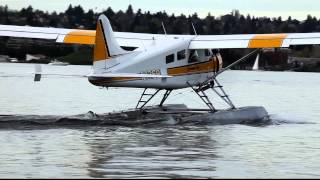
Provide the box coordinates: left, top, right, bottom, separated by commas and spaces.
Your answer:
0, 63, 320, 178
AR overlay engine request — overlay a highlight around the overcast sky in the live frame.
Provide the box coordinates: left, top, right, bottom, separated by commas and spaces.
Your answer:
2, 0, 320, 20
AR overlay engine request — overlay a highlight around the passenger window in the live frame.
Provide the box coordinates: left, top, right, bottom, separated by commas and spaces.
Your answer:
188, 50, 200, 63
177, 50, 186, 60
166, 54, 175, 64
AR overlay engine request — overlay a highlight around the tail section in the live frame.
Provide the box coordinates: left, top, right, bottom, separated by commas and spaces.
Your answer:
93, 15, 127, 62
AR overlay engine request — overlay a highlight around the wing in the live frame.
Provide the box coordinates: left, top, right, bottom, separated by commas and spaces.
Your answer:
0, 24, 172, 47
0, 25, 96, 45
0, 24, 170, 47
189, 33, 320, 49
1, 24, 320, 49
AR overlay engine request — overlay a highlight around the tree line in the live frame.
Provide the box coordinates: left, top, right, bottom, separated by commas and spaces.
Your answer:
0, 4, 320, 66
2, 4, 320, 34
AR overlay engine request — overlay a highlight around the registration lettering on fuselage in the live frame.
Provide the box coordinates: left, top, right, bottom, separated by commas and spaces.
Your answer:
140, 69, 161, 80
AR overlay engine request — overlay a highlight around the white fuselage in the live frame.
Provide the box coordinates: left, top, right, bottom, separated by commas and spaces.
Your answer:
88, 37, 222, 89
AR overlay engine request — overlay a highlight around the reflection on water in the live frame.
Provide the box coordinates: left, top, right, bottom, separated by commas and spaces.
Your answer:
1, 63, 320, 178
85, 126, 218, 178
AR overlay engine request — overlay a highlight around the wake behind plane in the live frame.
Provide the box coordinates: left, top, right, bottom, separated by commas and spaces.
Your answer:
1, 14, 320, 112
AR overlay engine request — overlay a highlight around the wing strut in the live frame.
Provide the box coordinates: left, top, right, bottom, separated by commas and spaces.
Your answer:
198, 49, 260, 91
217, 49, 261, 76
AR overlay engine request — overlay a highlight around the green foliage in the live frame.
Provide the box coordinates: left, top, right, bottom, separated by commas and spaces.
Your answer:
291, 45, 320, 58
3, 5, 320, 35
59, 47, 92, 65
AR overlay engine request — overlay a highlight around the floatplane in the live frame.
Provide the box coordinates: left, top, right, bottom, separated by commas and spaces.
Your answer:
1, 15, 320, 118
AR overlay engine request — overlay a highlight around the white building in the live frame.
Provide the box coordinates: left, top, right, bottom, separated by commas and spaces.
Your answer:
26, 54, 46, 62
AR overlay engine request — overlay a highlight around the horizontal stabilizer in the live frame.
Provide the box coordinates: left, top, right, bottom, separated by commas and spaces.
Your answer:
33, 65, 88, 82
33, 64, 171, 82
34, 64, 42, 81
87, 73, 172, 78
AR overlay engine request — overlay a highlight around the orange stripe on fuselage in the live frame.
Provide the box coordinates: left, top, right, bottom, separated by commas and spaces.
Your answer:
89, 60, 218, 86
248, 34, 288, 48
167, 60, 216, 76
63, 30, 96, 45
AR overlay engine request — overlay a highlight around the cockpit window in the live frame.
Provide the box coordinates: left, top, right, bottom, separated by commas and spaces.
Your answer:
166, 54, 175, 64
188, 50, 200, 63
177, 50, 186, 60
